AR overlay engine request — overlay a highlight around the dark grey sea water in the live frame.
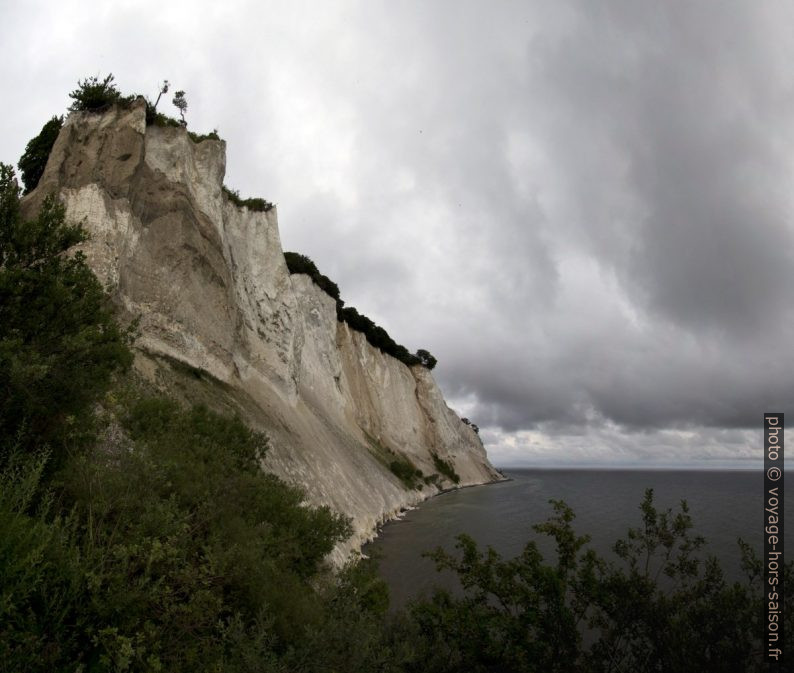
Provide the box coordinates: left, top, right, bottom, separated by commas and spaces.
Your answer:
364, 468, 792, 610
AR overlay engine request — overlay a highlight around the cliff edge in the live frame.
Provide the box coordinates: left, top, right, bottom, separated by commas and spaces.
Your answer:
22, 99, 502, 561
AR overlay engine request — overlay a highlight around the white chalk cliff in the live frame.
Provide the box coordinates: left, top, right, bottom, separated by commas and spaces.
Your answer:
23, 99, 501, 561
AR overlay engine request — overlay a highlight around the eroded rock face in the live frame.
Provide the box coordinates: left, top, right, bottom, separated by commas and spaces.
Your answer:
23, 100, 502, 560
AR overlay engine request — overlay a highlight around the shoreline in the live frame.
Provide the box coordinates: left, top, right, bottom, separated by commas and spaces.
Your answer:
362, 468, 776, 610
363, 472, 511, 550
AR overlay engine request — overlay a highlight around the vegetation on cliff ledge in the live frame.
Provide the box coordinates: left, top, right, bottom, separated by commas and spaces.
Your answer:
68, 74, 135, 112
431, 452, 460, 484
222, 185, 274, 213
284, 250, 438, 370
22, 73, 256, 198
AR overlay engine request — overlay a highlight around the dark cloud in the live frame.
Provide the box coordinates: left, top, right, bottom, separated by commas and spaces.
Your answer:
2, 0, 792, 465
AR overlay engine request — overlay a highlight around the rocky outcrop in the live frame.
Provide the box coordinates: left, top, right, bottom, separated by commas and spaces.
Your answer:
23, 99, 502, 561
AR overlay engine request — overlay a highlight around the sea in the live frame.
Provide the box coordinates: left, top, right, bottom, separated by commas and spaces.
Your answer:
364, 468, 791, 610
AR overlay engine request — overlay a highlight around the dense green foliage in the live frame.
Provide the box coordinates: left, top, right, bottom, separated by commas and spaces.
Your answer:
145, 107, 182, 129
337, 305, 433, 369
0, 180, 392, 669
17, 116, 63, 194
0, 165, 132, 466
336, 304, 424, 367
3, 419, 790, 673
415, 348, 437, 370
188, 129, 222, 144
364, 433, 425, 491
223, 185, 274, 213
431, 453, 460, 484
389, 457, 424, 490
0, 396, 376, 672
284, 251, 341, 300
68, 74, 133, 112
410, 492, 792, 672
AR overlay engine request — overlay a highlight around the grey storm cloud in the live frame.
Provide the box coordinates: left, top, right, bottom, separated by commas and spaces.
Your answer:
2, 0, 792, 465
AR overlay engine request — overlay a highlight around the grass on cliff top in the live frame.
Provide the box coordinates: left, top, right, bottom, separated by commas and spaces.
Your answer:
146, 108, 222, 143
222, 184, 274, 213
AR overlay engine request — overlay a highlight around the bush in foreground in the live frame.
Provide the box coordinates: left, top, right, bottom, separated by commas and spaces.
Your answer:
407, 490, 792, 673
0, 396, 356, 672
1, 412, 790, 672
0, 167, 385, 671
0, 164, 132, 467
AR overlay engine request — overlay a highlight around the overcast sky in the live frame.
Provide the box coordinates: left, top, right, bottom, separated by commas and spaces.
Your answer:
2, 0, 792, 467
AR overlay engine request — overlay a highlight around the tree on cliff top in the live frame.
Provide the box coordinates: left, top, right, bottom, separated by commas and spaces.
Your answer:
17, 116, 62, 194
172, 89, 188, 126
68, 73, 131, 112
416, 348, 437, 370
151, 79, 169, 111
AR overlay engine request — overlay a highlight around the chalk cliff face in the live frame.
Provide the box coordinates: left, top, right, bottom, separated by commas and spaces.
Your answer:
23, 99, 501, 560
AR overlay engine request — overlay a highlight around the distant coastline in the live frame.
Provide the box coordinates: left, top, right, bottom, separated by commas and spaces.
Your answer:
495, 463, 766, 472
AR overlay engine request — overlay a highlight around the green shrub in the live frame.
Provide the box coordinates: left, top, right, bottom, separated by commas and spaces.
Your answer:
116, 397, 351, 580
284, 251, 341, 300
431, 453, 460, 484
0, 395, 356, 672
415, 349, 437, 370
336, 304, 435, 370
389, 457, 424, 490
68, 73, 133, 112
337, 305, 424, 367
187, 128, 221, 143
2, 431, 790, 672
223, 185, 274, 212
87, 397, 353, 668
0, 450, 87, 671
408, 490, 790, 673
423, 473, 441, 487
145, 107, 182, 128
17, 116, 62, 193
0, 164, 133, 467
145, 106, 221, 143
